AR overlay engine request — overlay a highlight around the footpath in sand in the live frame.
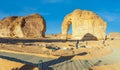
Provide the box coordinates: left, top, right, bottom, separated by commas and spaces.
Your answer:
0, 40, 120, 70
91, 40, 120, 70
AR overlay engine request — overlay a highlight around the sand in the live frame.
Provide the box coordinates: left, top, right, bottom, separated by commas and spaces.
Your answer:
91, 62, 120, 70
0, 41, 112, 59
0, 58, 38, 70
0, 39, 120, 70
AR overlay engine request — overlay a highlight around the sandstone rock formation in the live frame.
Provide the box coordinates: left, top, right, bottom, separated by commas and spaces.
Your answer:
61, 9, 107, 40
0, 14, 46, 38
108, 32, 120, 39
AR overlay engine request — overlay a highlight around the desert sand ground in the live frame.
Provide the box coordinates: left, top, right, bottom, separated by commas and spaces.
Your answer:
90, 39, 120, 70
92, 62, 120, 70
0, 58, 38, 70
0, 38, 120, 70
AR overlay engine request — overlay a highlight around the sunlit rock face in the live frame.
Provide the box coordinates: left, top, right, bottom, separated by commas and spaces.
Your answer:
0, 14, 46, 38
62, 9, 107, 40
108, 32, 120, 39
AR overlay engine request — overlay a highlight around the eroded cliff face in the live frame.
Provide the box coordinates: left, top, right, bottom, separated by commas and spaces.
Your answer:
62, 9, 107, 40
0, 14, 46, 38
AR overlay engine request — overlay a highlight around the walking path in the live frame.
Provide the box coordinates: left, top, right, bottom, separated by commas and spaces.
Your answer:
0, 46, 120, 70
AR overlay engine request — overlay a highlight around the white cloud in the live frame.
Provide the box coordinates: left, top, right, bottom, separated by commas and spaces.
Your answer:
14, 7, 51, 16
42, 0, 64, 3
96, 11, 120, 23
0, 11, 9, 20
22, 7, 51, 16
39, 12, 51, 16
0, 8, 51, 20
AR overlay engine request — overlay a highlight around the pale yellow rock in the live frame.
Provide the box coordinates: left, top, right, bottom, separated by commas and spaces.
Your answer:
0, 14, 46, 38
61, 9, 107, 40
108, 32, 120, 39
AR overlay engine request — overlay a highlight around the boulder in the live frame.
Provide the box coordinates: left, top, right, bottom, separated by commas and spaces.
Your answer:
61, 9, 107, 40
108, 32, 120, 39
0, 14, 46, 38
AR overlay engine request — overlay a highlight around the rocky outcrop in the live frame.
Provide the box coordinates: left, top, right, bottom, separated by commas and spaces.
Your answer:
0, 14, 46, 38
108, 32, 120, 39
61, 9, 107, 40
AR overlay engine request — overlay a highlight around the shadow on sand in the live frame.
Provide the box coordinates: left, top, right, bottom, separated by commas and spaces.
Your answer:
0, 55, 37, 70
0, 54, 75, 70
0, 33, 98, 44
0, 38, 73, 44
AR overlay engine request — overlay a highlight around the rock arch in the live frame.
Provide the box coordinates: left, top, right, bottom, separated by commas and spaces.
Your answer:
62, 14, 72, 36
61, 9, 107, 40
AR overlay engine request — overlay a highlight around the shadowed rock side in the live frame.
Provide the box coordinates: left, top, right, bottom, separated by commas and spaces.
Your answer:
61, 9, 107, 40
82, 33, 98, 41
0, 14, 46, 38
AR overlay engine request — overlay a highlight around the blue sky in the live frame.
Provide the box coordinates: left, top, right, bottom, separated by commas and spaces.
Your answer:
0, 0, 120, 34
